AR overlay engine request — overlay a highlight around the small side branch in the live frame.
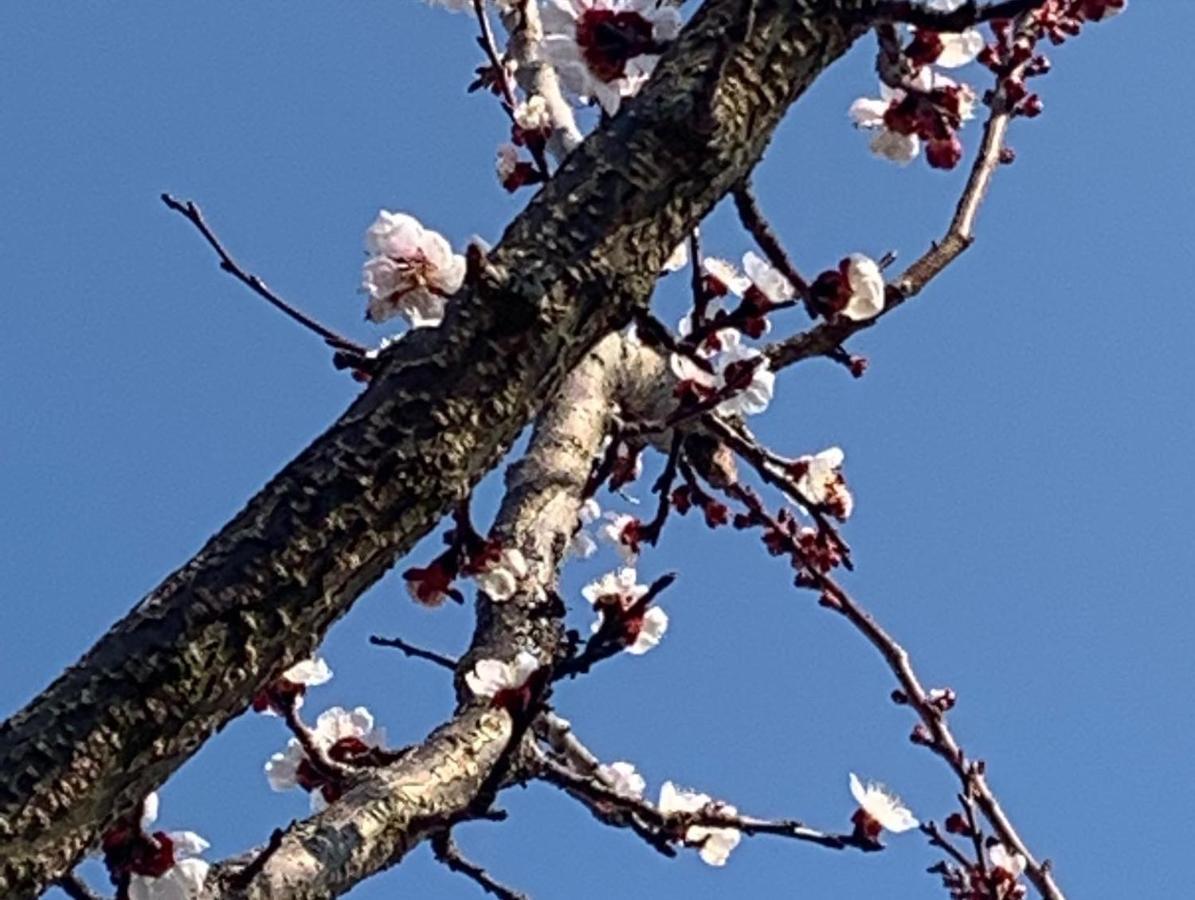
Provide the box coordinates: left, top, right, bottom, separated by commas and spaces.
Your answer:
160, 194, 368, 357
369, 635, 459, 670
431, 831, 530, 900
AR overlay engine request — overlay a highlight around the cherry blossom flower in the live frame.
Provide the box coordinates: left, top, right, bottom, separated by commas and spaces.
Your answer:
251, 657, 333, 715
599, 512, 641, 561
850, 83, 923, 165
658, 781, 742, 866
809, 254, 885, 322
908, 1, 985, 69
101, 793, 211, 900
701, 257, 751, 297
989, 842, 1027, 880
792, 446, 854, 521
464, 649, 542, 699
361, 210, 465, 327
513, 95, 552, 133
743, 250, 794, 305
597, 761, 646, 798
601, 605, 667, 655
472, 547, 528, 602
581, 566, 648, 607
670, 331, 775, 417
128, 831, 210, 900
569, 497, 602, 559
265, 706, 387, 811
848, 772, 918, 840
541, 0, 682, 114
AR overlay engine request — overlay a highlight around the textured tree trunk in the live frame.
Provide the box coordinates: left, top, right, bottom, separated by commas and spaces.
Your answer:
0, 2, 866, 894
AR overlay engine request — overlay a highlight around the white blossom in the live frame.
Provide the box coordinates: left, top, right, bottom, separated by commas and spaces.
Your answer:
850, 85, 920, 165
658, 781, 742, 866
361, 210, 465, 328
989, 842, 1027, 878
473, 547, 529, 602
849, 772, 919, 834
541, 0, 682, 114
581, 566, 647, 606
794, 446, 853, 520
625, 606, 668, 655
126, 797, 211, 900
701, 257, 751, 296
713, 330, 774, 417
281, 657, 332, 689
599, 511, 639, 561
464, 650, 541, 699
842, 254, 885, 322
597, 761, 647, 798
513, 95, 552, 133
743, 250, 794, 304
265, 706, 386, 810
922, 0, 985, 67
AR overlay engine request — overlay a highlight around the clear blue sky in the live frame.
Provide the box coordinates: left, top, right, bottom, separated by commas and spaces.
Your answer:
2, 3, 1189, 898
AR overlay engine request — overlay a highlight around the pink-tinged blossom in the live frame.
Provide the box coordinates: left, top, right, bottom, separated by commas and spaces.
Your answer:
597, 761, 646, 798
584, 566, 668, 654
810, 254, 886, 322
251, 657, 333, 715
542, 0, 682, 114
850, 84, 922, 165
848, 772, 918, 839
793, 446, 854, 521
513, 95, 552, 133
599, 511, 641, 561
472, 547, 529, 602
361, 210, 465, 327
265, 706, 387, 811
658, 781, 742, 866
102, 793, 211, 900
464, 650, 541, 699
989, 842, 1028, 880
669, 331, 774, 418
128, 831, 210, 900
909, 2, 985, 69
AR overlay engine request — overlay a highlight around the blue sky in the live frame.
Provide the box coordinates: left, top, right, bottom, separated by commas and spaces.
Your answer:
2, 3, 1189, 898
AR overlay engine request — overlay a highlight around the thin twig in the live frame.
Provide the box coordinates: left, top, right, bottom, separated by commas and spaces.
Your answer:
702, 414, 854, 570
160, 194, 368, 356
532, 746, 869, 854
732, 181, 810, 299
369, 635, 458, 670
431, 830, 530, 900
708, 480, 1066, 900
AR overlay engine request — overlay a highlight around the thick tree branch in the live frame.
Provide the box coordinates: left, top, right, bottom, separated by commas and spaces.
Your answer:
0, 4, 870, 892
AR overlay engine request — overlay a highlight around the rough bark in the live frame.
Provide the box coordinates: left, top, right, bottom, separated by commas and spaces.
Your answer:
204, 333, 639, 898
0, 2, 868, 894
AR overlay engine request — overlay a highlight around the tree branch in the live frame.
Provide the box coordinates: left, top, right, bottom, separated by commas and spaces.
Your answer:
0, 4, 871, 892
431, 831, 530, 900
